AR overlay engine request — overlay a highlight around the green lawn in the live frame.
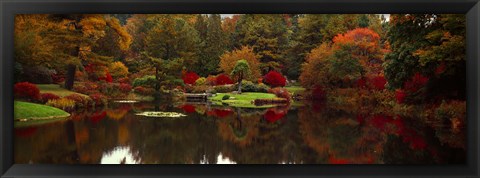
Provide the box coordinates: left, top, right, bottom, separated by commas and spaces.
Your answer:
209, 92, 279, 108
37, 84, 88, 97
285, 86, 306, 94
14, 101, 70, 121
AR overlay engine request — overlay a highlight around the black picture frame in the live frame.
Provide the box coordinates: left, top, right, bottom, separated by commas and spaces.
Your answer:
1, 0, 479, 177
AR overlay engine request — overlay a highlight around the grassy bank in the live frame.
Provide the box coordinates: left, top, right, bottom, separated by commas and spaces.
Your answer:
285, 86, 306, 95
209, 92, 279, 108
14, 101, 70, 121
37, 84, 88, 97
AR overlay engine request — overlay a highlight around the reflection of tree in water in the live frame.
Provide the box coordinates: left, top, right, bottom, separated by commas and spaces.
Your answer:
15, 100, 466, 164
15, 121, 77, 163
127, 107, 222, 164
298, 101, 386, 164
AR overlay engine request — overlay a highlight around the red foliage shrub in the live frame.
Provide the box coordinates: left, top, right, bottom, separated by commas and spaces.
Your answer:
311, 85, 326, 101
119, 83, 132, 93
435, 62, 446, 75
51, 73, 65, 83
90, 111, 106, 124
263, 71, 286, 87
40, 93, 60, 103
268, 87, 291, 101
64, 94, 90, 108
215, 74, 233, 85
84, 64, 95, 73
356, 78, 367, 88
89, 93, 108, 106
369, 114, 393, 130
206, 75, 217, 86
117, 77, 130, 84
263, 108, 286, 123
14, 82, 40, 101
182, 71, 200, 85
99, 70, 113, 83
404, 73, 429, 93
180, 104, 196, 113
395, 89, 407, 104
369, 76, 387, 90
257, 78, 263, 84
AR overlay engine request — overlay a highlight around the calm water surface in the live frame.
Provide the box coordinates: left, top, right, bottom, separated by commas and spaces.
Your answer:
14, 100, 465, 164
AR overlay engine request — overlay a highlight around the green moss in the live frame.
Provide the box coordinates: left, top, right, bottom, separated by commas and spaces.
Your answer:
14, 101, 70, 127
37, 84, 88, 97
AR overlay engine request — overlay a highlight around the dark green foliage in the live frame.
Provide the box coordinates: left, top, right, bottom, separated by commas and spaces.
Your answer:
132, 75, 158, 88
194, 14, 227, 76
222, 95, 230, 100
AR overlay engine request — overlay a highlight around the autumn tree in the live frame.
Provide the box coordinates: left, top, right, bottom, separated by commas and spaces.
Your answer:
222, 15, 241, 50
15, 14, 132, 89
332, 28, 384, 75
141, 15, 200, 91
194, 14, 227, 76
219, 46, 261, 81
285, 14, 384, 79
233, 14, 289, 73
385, 14, 466, 100
299, 43, 334, 89
231, 60, 252, 93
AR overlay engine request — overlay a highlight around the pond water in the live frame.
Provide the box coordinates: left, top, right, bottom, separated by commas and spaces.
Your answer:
14, 100, 466, 164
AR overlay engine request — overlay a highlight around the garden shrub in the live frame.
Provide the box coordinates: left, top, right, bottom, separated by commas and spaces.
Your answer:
256, 83, 270, 93
404, 73, 429, 93
222, 95, 230, 100
195, 77, 207, 86
368, 75, 387, 90
51, 72, 65, 84
213, 85, 234, 93
40, 93, 60, 104
98, 70, 113, 83
395, 89, 407, 104
182, 71, 199, 85
268, 87, 291, 101
89, 93, 108, 107
134, 86, 155, 96
215, 74, 233, 85
264, 71, 286, 87
356, 77, 367, 88
206, 75, 217, 85
239, 80, 257, 92
46, 98, 75, 111
117, 77, 130, 84
132, 75, 157, 88
64, 94, 90, 108
435, 100, 466, 124
14, 82, 40, 101
73, 82, 99, 95
109, 61, 129, 78
21, 66, 54, 84
186, 85, 210, 93
119, 83, 133, 93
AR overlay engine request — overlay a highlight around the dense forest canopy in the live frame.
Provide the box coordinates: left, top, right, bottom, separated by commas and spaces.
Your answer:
14, 14, 465, 100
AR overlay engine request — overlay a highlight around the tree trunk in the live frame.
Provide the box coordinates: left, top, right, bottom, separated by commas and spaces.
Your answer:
155, 65, 160, 92
65, 45, 80, 90
65, 64, 76, 90
237, 77, 243, 93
